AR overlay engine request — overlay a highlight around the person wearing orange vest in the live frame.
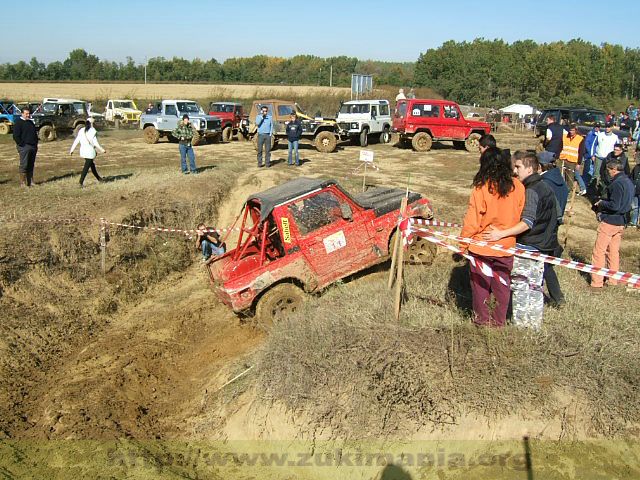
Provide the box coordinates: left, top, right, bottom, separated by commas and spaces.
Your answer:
559, 123, 586, 195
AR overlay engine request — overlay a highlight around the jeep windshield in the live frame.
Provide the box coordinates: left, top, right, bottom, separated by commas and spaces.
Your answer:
339, 104, 370, 114
177, 102, 203, 114
114, 101, 135, 109
210, 104, 236, 113
41, 103, 57, 113
571, 110, 606, 126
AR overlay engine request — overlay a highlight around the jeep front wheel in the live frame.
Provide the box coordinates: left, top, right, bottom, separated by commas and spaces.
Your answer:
191, 131, 202, 146
379, 127, 391, 144
359, 128, 369, 147
222, 126, 233, 142
143, 125, 160, 144
0, 122, 10, 135
255, 283, 305, 328
315, 131, 337, 153
465, 133, 482, 152
38, 125, 56, 142
411, 132, 433, 152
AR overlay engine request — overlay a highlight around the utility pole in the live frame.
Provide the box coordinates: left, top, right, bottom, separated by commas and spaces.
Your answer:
144, 56, 148, 85
330, 65, 333, 87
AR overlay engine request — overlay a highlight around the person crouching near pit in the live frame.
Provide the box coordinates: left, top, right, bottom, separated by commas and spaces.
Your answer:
196, 224, 225, 262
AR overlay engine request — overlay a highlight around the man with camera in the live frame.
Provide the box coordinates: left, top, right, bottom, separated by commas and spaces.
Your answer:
590, 157, 635, 291
196, 223, 225, 262
256, 106, 274, 168
171, 114, 197, 174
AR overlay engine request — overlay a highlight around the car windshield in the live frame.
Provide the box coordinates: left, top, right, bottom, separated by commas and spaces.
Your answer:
210, 104, 236, 113
177, 102, 203, 114
339, 104, 370, 114
114, 101, 135, 109
571, 111, 606, 126
41, 103, 57, 113
278, 104, 297, 116
73, 102, 86, 114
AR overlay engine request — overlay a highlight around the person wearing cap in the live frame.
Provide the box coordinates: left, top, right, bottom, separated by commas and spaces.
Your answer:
593, 122, 619, 186
171, 114, 197, 174
599, 143, 629, 191
590, 157, 635, 290
285, 112, 303, 166
538, 150, 568, 307
483, 151, 560, 330
559, 123, 587, 195
582, 123, 600, 187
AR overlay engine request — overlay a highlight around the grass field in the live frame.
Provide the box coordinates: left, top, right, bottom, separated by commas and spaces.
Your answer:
0, 121, 638, 479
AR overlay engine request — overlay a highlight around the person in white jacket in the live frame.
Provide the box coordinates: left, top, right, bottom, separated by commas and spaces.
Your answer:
69, 119, 106, 187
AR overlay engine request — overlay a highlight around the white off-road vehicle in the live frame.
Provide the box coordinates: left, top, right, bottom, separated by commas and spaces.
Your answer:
336, 99, 392, 147
104, 99, 141, 128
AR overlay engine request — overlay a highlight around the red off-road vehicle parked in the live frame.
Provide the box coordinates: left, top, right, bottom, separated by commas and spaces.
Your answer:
393, 99, 491, 152
206, 177, 436, 325
208, 102, 246, 142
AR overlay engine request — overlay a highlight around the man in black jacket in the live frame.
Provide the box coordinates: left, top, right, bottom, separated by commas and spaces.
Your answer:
544, 114, 565, 158
483, 150, 560, 330
286, 113, 303, 166
590, 157, 635, 290
12, 106, 38, 187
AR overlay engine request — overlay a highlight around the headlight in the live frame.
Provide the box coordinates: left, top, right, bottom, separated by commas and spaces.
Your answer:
351, 122, 359, 129
200, 120, 205, 128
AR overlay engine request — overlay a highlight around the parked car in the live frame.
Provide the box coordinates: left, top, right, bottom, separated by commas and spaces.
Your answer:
0, 100, 21, 135
31, 98, 103, 142
336, 99, 392, 146
392, 99, 491, 152
208, 102, 247, 142
247, 100, 341, 153
104, 99, 142, 128
206, 177, 436, 325
140, 100, 222, 145
534, 107, 631, 144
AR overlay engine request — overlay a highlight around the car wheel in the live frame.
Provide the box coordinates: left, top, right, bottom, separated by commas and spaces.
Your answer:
359, 128, 369, 147
379, 127, 391, 144
0, 122, 10, 135
255, 283, 305, 329
143, 125, 160, 144
465, 133, 482, 152
411, 132, 433, 152
222, 126, 233, 142
389, 230, 437, 265
192, 131, 202, 146
38, 125, 56, 142
315, 131, 337, 153
73, 124, 84, 137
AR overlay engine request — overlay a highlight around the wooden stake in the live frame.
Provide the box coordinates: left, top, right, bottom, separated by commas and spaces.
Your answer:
100, 218, 106, 275
394, 197, 408, 321
362, 162, 367, 192
387, 229, 400, 289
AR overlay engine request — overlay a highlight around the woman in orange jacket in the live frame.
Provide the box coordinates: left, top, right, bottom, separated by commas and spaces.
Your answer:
460, 147, 525, 326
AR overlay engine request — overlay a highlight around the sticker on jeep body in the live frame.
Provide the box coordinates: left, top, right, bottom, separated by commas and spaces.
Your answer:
323, 231, 346, 253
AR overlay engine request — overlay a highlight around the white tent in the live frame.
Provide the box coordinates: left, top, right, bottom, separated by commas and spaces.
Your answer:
499, 104, 540, 118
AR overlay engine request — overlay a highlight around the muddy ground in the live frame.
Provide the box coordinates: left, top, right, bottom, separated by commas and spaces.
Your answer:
0, 128, 639, 479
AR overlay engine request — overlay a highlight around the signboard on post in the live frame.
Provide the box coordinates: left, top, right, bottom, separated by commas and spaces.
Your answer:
351, 74, 373, 100
359, 150, 374, 163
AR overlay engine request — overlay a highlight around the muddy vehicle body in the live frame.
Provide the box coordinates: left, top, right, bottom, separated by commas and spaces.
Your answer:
248, 100, 341, 153
31, 98, 103, 142
140, 100, 222, 145
336, 99, 392, 146
208, 102, 247, 142
393, 98, 491, 152
104, 99, 142, 128
206, 177, 435, 324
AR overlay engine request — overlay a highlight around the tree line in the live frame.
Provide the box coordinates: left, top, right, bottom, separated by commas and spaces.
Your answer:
414, 39, 640, 110
0, 49, 413, 88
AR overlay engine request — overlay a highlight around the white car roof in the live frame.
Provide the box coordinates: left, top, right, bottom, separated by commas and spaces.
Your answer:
343, 99, 389, 105
43, 97, 84, 104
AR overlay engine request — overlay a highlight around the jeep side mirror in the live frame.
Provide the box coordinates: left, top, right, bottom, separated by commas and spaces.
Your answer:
340, 203, 353, 221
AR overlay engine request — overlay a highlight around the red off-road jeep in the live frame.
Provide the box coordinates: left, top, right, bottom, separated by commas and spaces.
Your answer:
206, 177, 436, 324
208, 102, 247, 142
393, 99, 491, 152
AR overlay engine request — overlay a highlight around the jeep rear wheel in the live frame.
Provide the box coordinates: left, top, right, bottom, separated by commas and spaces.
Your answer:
0, 122, 10, 135
359, 128, 369, 147
255, 283, 305, 329
73, 124, 84, 137
252, 134, 275, 151
315, 131, 337, 153
143, 125, 160, 144
222, 126, 233, 142
38, 125, 56, 142
379, 127, 391, 144
465, 133, 482, 152
411, 132, 433, 152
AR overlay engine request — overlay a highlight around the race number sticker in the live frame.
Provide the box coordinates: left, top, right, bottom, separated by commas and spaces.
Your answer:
281, 217, 291, 243
323, 230, 347, 254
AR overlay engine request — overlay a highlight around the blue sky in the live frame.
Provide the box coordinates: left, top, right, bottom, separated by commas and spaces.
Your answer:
3, 0, 636, 64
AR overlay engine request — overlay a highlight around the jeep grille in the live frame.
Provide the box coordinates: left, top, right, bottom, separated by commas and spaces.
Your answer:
207, 119, 221, 130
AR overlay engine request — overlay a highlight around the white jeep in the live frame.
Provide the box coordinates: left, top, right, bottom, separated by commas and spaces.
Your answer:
104, 99, 141, 128
336, 99, 392, 147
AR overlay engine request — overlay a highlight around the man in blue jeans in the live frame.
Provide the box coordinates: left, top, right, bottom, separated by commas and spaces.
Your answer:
196, 224, 225, 261
286, 112, 303, 166
256, 105, 274, 167
172, 114, 197, 174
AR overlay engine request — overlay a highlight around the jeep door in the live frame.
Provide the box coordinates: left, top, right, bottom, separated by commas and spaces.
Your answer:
410, 102, 442, 137
440, 104, 465, 140
370, 104, 382, 133
286, 190, 375, 283
163, 104, 179, 131
276, 104, 297, 134
393, 100, 407, 132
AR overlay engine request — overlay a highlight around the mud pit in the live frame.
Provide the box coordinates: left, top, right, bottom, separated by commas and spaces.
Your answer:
1, 129, 639, 479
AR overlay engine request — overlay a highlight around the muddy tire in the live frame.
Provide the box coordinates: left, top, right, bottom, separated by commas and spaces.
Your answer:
379, 127, 391, 144
255, 283, 305, 328
38, 125, 56, 142
191, 131, 202, 146
359, 128, 369, 147
222, 126, 233, 142
143, 125, 160, 144
535, 137, 545, 152
390, 229, 437, 265
315, 131, 337, 153
465, 133, 482, 152
453, 140, 466, 149
411, 132, 432, 152
73, 124, 84, 137
0, 122, 10, 135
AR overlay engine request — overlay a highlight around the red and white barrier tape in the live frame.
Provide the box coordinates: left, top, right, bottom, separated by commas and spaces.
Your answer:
410, 218, 462, 229
100, 219, 241, 236
406, 220, 640, 289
